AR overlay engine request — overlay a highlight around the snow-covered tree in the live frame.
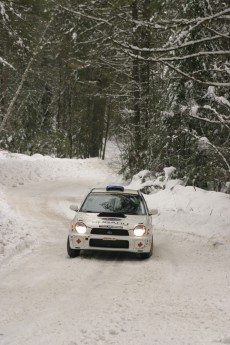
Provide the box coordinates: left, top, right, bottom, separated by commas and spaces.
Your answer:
0, 0, 229, 190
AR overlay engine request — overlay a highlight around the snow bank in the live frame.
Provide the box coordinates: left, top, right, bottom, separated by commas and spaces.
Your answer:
128, 168, 230, 242
0, 147, 120, 262
0, 186, 33, 260
145, 185, 230, 241
0, 150, 104, 187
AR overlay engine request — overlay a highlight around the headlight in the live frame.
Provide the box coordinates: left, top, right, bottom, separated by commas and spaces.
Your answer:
75, 222, 87, 234
134, 225, 146, 237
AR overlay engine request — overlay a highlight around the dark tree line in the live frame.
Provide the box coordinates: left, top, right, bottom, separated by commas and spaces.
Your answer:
0, 0, 229, 191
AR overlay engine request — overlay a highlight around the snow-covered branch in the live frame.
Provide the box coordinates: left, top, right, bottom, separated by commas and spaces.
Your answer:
130, 8, 230, 29
160, 61, 230, 87
187, 131, 230, 172
205, 86, 230, 108
0, 57, 16, 70
115, 35, 226, 53
204, 25, 230, 39
162, 50, 230, 61
58, 5, 113, 26
156, 8, 230, 26
188, 112, 230, 125
125, 51, 230, 87
124, 44, 230, 60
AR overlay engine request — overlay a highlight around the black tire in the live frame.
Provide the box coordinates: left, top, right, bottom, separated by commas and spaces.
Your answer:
67, 237, 80, 258
139, 238, 153, 259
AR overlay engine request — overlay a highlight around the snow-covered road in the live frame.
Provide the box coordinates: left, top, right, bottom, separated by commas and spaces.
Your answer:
1, 169, 230, 345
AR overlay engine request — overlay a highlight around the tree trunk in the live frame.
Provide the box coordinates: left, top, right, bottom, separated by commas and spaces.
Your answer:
131, 1, 141, 170
0, 19, 52, 132
102, 99, 111, 160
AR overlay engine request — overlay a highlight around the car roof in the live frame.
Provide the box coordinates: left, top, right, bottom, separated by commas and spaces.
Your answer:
90, 187, 139, 195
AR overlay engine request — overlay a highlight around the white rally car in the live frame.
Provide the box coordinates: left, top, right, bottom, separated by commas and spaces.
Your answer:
67, 186, 156, 259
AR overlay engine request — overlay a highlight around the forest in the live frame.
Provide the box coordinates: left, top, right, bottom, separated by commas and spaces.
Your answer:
0, 0, 229, 191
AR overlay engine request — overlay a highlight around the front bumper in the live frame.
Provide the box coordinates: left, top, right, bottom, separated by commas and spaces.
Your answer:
68, 233, 152, 254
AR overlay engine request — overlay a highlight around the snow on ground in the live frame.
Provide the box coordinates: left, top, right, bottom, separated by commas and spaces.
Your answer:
0, 144, 122, 262
0, 143, 230, 345
0, 143, 230, 261
1, 147, 229, 261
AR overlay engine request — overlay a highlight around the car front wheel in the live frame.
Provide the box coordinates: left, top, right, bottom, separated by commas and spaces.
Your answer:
67, 237, 80, 258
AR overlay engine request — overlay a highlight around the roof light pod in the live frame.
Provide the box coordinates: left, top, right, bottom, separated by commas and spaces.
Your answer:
106, 185, 124, 192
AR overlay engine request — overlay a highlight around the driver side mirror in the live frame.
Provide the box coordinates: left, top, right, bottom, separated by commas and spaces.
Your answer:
149, 208, 158, 216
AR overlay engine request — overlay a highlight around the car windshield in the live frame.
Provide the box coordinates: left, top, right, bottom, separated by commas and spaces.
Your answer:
80, 193, 147, 215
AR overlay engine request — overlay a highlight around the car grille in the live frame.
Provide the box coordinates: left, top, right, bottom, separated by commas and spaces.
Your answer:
91, 228, 129, 236
89, 239, 129, 249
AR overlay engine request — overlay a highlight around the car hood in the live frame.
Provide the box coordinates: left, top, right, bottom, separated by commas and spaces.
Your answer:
75, 212, 149, 230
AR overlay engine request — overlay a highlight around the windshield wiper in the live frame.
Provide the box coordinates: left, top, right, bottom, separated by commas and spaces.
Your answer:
97, 212, 126, 218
